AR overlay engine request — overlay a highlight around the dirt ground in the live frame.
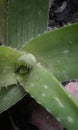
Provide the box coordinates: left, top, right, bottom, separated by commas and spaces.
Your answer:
49, 0, 78, 30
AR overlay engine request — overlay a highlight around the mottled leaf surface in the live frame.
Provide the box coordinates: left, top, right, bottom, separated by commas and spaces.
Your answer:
0, 22, 78, 130
0, 85, 26, 113
0, 0, 7, 44
22, 23, 78, 81
0, 46, 23, 88
18, 62, 78, 130
0, 46, 27, 112
0, 0, 49, 48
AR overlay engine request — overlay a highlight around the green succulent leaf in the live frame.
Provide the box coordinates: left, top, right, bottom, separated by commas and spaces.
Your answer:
0, 0, 49, 113
0, 46, 22, 88
0, 46, 36, 88
0, 0, 49, 48
21, 23, 78, 129
22, 23, 78, 82
0, 46, 27, 112
1, 45, 77, 129
17, 62, 78, 130
0, 84, 26, 113
0, 0, 7, 44
0, 9, 78, 129
0, 46, 37, 112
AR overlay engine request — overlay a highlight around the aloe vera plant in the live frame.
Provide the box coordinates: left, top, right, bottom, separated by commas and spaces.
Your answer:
0, 0, 78, 130
0, 0, 49, 112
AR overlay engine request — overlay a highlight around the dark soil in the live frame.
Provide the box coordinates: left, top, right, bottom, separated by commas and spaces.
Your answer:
48, 0, 78, 30
0, 94, 64, 130
0, 0, 78, 130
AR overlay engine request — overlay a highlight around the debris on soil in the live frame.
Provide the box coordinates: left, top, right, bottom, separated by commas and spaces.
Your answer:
48, 0, 78, 30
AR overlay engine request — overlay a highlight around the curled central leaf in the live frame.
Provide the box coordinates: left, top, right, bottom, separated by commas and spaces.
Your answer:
15, 54, 37, 74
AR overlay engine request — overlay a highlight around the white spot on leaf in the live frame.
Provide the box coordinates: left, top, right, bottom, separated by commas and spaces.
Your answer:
56, 117, 61, 122
57, 60, 60, 63
44, 85, 48, 89
63, 50, 69, 54
42, 93, 46, 97
46, 108, 51, 113
30, 83, 34, 87
4, 97, 7, 101
67, 116, 74, 123
55, 97, 64, 108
